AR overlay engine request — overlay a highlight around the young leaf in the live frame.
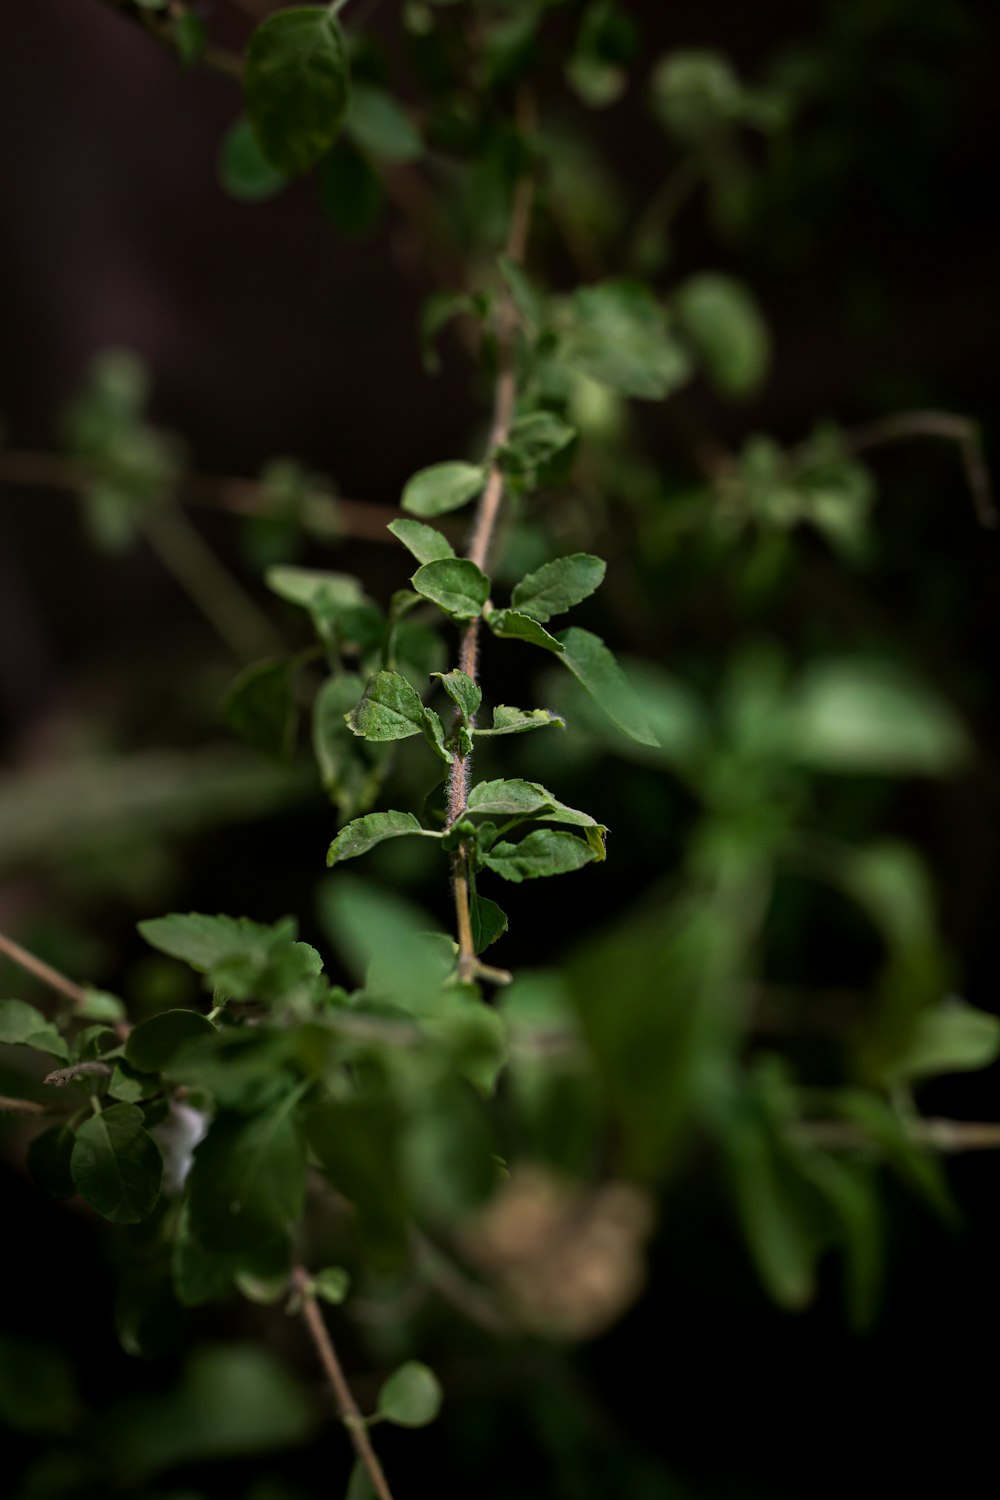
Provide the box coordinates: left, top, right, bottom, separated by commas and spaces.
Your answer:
510, 553, 606, 622
125, 1010, 217, 1074
244, 8, 350, 176
890, 1000, 1000, 1082
223, 659, 297, 761
471, 892, 508, 952
412, 559, 490, 621
346, 1461, 378, 1500
70, 1103, 163, 1225
327, 810, 429, 866
421, 706, 454, 765
348, 670, 427, 741
674, 272, 770, 397
432, 669, 482, 726
186, 1097, 307, 1252
0, 999, 69, 1062
401, 461, 484, 517
348, 84, 421, 162
313, 1266, 351, 1304
499, 411, 577, 473
556, 627, 658, 745
387, 517, 455, 564
218, 117, 287, 202
487, 610, 565, 654
477, 704, 566, 736
482, 829, 599, 882
376, 1361, 443, 1428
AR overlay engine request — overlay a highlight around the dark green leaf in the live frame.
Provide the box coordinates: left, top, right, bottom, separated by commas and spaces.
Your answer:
348, 83, 421, 162
482, 828, 598, 882
319, 138, 384, 235
432, 668, 481, 725
470, 892, 508, 952
327, 810, 431, 866
401, 461, 484, 517
244, 8, 350, 176
0, 998, 69, 1061
674, 272, 770, 396
467, 778, 552, 817
388, 517, 455, 564
77, 987, 127, 1023
27, 1122, 77, 1199
411, 559, 490, 620
556, 627, 658, 745
510, 553, 606, 622
223, 659, 297, 761
186, 1096, 307, 1252
70, 1103, 163, 1225
125, 1009, 217, 1073
174, 11, 207, 68
499, 411, 577, 473
348, 669, 439, 750
376, 1361, 442, 1427
313, 672, 390, 820
487, 609, 565, 653
218, 117, 287, 202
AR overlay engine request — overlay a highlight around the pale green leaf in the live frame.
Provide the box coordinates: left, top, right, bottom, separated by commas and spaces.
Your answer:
401, 461, 484, 517
558, 280, 692, 399
376, 1360, 443, 1427
499, 411, 576, 473
0, 998, 69, 1061
674, 272, 770, 396
476, 704, 566, 736
789, 661, 969, 775
892, 1000, 1000, 1082
387, 517, 455, 564
313, 1266, 351, 1304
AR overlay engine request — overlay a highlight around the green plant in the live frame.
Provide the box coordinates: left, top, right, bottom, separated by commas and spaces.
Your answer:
2, 4, 998, 1497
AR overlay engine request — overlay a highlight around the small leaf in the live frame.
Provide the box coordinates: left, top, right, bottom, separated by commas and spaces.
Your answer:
244, 7, 350, 176
348, 83, 421, 162
376, 1360, 443, 1428
326, 810, 427, 866
412, 559, 490, 621
477, 704, 566, 736
125, 1009, 217, 1074
488, 610, 565, 653
892, 1000, 1000, 1082
223, 659, 297, 761
313, 1266, 351, 1304
510, 553, 606, 623
70, 1103, 163, 1225
348, 670, 427, 741
387, 518, 455, 564
401, 461, 484, 518
218, 117, 287, 202
482, 829, 599, 882
0, 998, 69, 1061
471, 893, 508, 952
346, 1460, 377, 1500
674, 272, 770, 397
77, 988, 127, 1023
499, 411, 577, 473
556, 627, 658, 745
432, 669, 481, 726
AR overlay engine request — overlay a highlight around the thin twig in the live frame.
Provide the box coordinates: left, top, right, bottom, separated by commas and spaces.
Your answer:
291, 1267, 396, 1500
0, 1096, 52, 1116
817, 410, 997, 529
0, 931, 89, 1007
797, 1117, 1000, 1153
445, 91, 536, 980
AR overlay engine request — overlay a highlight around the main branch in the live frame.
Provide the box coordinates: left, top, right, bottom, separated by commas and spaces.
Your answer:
446, 99, 536, 979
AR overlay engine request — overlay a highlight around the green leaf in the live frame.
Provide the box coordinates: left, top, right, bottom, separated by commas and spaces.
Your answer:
186, 1097, 307, 1252
376, 1361, 442, 1428
401, 461, 484, 517
77, 987, 127, 1023
218, 117, 287, 202
467, 778, 552, 817
313, 1266, 351, 1304
558, 280, 692, 400
223, 659, 297, 761
387, 517, 455, 564
125, 1009, 217, 1073
556, 627, 658, 745
499, 411, 577, 473
891, 999, 1000, 1082
510, 553, 606, 622
482, 828, 599, 882
722, 1105, 818, 1310
411, 559, 490, 621
470, 892, 508, 952
348, 670, 427, 741
346, 1461, 378, 1500
348, 83, 421, 162
674, 272, 770, 397
108, 1059, 161, 1103
476, 704, 566, 736
70, 1103, 163, 1225
487, 609, 565, 653
650, 49, 745, 140
432, 668, 481, 726
27, 1122, 77, 1199
139, 912, 288, 974
0, 998, 69, 1061
327, 810, 429, 866
789, 661, 969, 775
244, 8, 350, 176
312, 672, 390, 820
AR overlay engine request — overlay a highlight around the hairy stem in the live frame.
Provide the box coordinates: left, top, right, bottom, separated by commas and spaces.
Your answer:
291, 1267, 396, 1500
446, 96, 536, 979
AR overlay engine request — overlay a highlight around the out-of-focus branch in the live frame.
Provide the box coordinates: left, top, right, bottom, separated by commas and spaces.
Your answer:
797, 1117, 1000, 1153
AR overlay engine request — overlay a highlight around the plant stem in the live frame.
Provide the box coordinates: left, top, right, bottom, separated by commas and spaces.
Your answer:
446, 93, 536, 980
796, 1117, 1000, 1152
291, 1267, 396, 1500
0, 930, 89, 1006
